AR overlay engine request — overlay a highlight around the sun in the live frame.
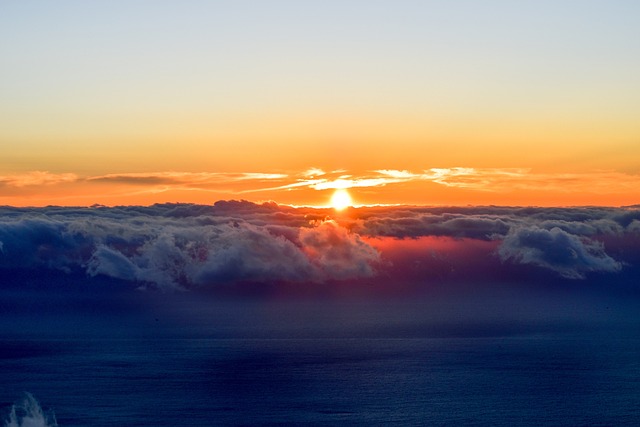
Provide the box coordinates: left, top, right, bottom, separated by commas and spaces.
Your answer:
330, 189, 353, 211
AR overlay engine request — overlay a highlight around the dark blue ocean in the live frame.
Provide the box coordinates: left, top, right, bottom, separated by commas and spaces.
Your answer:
2, 283, 640, 426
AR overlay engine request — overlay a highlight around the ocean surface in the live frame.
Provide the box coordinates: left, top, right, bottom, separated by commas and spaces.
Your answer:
2, 285, 640, 426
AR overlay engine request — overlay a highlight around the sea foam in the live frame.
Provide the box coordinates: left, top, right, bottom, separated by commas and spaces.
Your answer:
3, 393, 57, 427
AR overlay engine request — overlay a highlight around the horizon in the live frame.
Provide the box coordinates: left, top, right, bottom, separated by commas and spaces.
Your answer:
3, 198, 640, 210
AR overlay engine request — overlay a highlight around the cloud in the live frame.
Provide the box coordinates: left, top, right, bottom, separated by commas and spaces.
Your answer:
0, 217, 82, 271
376, 169, 415, 179
190, 224, 316, 285
350, 205, 639, 240
284, 168, 529, 193
300, 220, 379, 279
87, 171, 287, 187
303, 168, 326, 177
0, 171, 78, 187
236, 167, 640, 197
372, 168, 640, 194
629, 220, 640, 234
87, 245, 139, 281
0, 203, 380, 289
0, 202, 638, 289
498, 226, 622, 279
352, 212, 513, 240
351, 205, 640, 279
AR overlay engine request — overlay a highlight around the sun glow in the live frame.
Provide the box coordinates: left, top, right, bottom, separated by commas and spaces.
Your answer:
330, 189, 353, 211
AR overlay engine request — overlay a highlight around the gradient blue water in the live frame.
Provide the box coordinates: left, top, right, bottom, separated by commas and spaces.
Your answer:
2, 288, 640, 426
3, 333, 640, 426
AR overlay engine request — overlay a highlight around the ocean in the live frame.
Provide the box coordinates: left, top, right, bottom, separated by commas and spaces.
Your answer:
2, 286, 640, 426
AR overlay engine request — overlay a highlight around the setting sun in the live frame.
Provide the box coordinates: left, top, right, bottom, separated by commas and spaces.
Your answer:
330, 189, 353, 211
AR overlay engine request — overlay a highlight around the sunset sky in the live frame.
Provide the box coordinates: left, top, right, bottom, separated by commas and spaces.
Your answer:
1, 1, 639, 207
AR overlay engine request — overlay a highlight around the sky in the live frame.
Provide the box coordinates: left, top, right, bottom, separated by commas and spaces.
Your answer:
1, 0, 639, 207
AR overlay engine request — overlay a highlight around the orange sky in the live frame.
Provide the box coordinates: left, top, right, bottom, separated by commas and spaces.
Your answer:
1, 2, 639, 207
0, 167, 638, 208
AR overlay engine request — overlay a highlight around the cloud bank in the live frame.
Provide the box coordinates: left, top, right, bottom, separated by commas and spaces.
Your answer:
0, 202, 638, 290
0, 202, 380, 290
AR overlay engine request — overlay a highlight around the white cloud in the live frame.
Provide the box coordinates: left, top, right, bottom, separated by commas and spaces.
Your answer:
498, 226, 622, 279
